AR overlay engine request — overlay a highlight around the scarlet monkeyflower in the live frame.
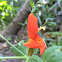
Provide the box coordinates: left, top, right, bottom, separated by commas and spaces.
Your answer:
23, 13, 46, 55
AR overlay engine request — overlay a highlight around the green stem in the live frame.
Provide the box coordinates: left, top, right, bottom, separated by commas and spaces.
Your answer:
1, 56, 27, 60
0, 34, 27, 57
43, 18, 54, 26
49, 3, 58, 11
43, 20, 47, 26
26, 56, 30, 62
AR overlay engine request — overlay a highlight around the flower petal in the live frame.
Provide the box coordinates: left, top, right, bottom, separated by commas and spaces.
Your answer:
23, 39, 41, 49
40, 46, 46, 55
36, 35, 46, 55
36, 35, 46, 46
28, 13, 38, 40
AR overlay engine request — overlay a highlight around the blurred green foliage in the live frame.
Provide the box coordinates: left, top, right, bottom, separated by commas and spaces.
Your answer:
45, 32, 62, 47
0, 0, 25, 31
0, 1, 13, 30
31, 0, 62, 31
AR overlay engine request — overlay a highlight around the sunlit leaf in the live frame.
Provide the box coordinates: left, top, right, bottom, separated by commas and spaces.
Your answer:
0, 1, 7, 6
7, 5, 13, 11
30, 0, 34, 9
0, 7, 2, 10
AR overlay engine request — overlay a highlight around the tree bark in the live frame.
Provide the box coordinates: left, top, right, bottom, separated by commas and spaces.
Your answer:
1, 0, 38, 38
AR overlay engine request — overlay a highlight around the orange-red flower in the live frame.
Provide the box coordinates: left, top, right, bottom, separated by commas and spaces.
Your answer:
28, 13, 38, 40
23, 13, 46, 55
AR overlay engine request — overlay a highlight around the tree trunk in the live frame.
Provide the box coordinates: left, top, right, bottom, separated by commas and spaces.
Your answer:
1, 0, 38, 38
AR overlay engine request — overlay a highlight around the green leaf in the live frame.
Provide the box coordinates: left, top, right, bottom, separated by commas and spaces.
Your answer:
0, 1, 7, 6
42, 46, 62, 62
37, 15, 42, 25
0, 7, 2, 10
47, 52, 62, 62
0, 56, 2, 62
48, 22, 57, 26
37, 3, 45, 5
57, 36, 62, 46
30, 0, 34, 9
28, 55, 43, 62
7, 5, 13, 11
11, 40, 27, 56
